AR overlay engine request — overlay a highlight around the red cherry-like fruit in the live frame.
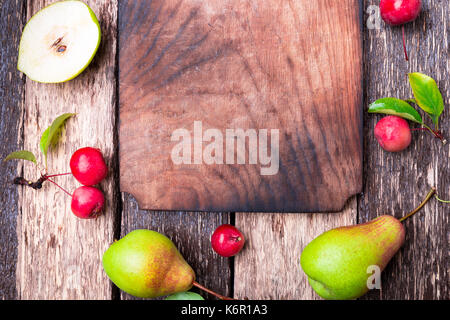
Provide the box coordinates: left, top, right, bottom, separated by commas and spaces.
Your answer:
211, 224, 245, 257
71, 186, 105, 219
70, 147, 108, 186
374, 116, 412, 152
380, 0, 421, 26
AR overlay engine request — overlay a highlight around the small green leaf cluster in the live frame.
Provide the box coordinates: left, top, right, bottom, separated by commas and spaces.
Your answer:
368, 73, 445, 142
4, 113, 76, 169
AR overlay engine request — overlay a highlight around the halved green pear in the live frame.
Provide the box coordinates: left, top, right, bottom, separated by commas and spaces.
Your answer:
17, 0, 101, 83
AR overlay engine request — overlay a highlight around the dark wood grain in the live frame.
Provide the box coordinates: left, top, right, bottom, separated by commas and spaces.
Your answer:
118, 0, 363, 213
120, 193, 232, 300
232, 0, 363, 300
360, 0, 448, 300
117, 2, 232, 300
0, 0, 26, 300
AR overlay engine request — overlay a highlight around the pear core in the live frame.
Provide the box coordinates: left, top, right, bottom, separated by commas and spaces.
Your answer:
17, 1, 101, 83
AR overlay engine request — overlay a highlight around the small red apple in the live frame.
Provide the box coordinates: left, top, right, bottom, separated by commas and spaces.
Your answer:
379, 0, 422, 61
374, 116, 412, 152
211, 224, 245, 257
70, 147, 108, 186
380, 0, 422, 26
71, 186, 105, 219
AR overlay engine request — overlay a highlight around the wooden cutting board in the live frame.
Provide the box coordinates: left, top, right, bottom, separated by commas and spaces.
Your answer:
118, 0, 363, 213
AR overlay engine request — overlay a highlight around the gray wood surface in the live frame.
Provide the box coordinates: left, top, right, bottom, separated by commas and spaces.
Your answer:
14, 0, 119, 299
360, 0, 448, 300
234, 199, 357, 299
0, 0, 26, 300
0, 0, 448, 300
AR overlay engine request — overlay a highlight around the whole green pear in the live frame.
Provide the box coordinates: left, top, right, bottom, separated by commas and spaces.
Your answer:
102, 229, 195, 298
300, 215, 405, 300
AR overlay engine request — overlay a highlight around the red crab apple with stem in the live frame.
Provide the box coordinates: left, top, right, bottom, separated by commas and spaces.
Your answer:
70, 147, 108, 186
380, 0, 422, 61
14, 174, 105, 219
71, 186, 105, 219
211, 224, 245, 257
12, 147, 108, 219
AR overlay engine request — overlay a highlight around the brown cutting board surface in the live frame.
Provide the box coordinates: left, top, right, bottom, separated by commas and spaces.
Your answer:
118, 0, 363, 213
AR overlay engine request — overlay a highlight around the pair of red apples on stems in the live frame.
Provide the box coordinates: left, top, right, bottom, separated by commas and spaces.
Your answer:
30, 146, 247, 257
21, 147, 108, 219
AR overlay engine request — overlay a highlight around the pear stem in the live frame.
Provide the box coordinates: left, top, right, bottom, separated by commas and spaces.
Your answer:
435, 194, 450, 204
192, 281, 234, 300
399, 187, 436, 222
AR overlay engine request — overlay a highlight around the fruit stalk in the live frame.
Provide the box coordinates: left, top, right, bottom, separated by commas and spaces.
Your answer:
13, 174, 72, 197
192, 281, 234, 300
414, 124, 447, 145
13, 176, 47, 190
399, 187, 436, 222
46, 177, 73, 197
435, 194, 450, 204
402, 25, 409, 61
45, 172, 72, 178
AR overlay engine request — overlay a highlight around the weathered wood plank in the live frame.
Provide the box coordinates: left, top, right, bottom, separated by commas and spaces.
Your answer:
0, 0, 26, 300
16, 0, 119, 299
360, 0, 448, 300
120, 194, 232, 300
234, 199, 357, 299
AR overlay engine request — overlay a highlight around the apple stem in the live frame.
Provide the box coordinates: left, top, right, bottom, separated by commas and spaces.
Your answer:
13, 174, 73, 197
192, 281, 234, 300
45, 177, 73, 197
45, 172, 72, 178
402, 25, 409, 61
413, 125, 447, 145
399, 187, 436, 222
13, 176, 47, 190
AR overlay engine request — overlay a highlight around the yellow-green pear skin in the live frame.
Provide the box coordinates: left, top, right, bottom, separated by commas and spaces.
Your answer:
102, 229, 195, 298
300, 215, 405, 300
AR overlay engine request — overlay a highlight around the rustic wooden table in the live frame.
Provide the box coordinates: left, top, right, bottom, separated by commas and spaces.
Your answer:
0, 0, 448, 300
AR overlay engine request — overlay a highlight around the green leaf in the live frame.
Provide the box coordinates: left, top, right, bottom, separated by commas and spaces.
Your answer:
164, 292, 205, 300
368, 97, 423, 124
40, 113, 76, 164
4, 150, 37, 164
40, 127, 50, 155
408, 73, 444, 128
